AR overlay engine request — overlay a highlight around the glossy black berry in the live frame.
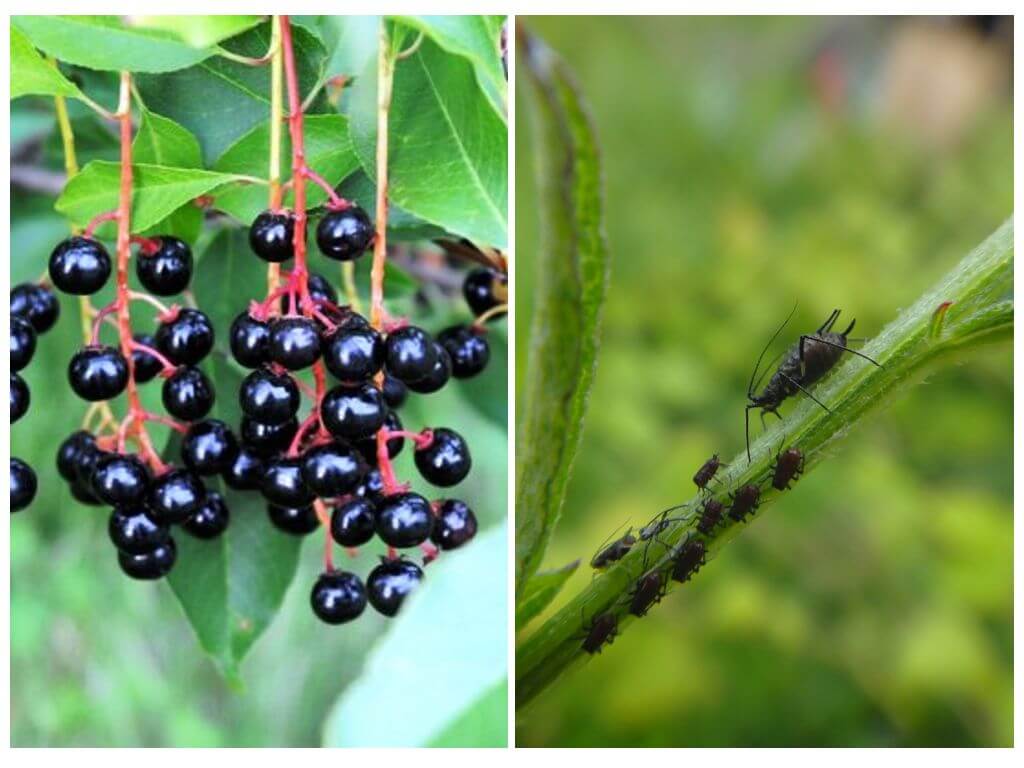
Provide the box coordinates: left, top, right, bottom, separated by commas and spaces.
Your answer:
148, 469, 205, 524
367, 558, 423, 617
406, 342, 451, 394
11, 458, 36, 512
155, 308, 214, 366
321, 383, 386, 440
181, 419, 239, 475
239, 368, 300, 425
382, 375, 407, 409
329, 497, 377, 547
323, 324, 383, 382
438, 325, 490, 378
131, 333, 164, 384
118, 538, 177, 580
261, 457, 315, 507
48, 236, 111, 295
11, 373, 29, 423
463, 267, 507, 316
250, 210, 295, 262
268, 316, 320, 370
108, 506, 169, 554
415, 428, 471, 487
357, 410, 403, 464
241, 416, 298, 458
136, 236, 192, 295
11, 283, 60, 333
91, 453, 150, 506
384, 326, 438, 383
354, 468, 385, 504
229, 312, 271, 368
300, 442, 362, 498
316, 205, 373, 261
310, 570, 367, 624
68, 345, 129, 401
56, 430, 96, 484
281, 272, 338, 313
11, 315, 36, 372
162, 366, 215, 421
376, 492, 433, 548
183, 491, 230, 539
222, 445, 266, 490
70, 480, 103, 506
267, 503, 319, 535
431, 499, 478, 550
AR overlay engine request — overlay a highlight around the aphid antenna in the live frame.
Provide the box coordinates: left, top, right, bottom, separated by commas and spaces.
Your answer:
747, 302, 798, 399
593, 518, 632, 553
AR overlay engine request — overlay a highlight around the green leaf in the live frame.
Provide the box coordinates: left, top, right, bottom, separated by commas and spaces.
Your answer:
335, 170, 447, 242
213, 114, 360, 224
315, 15, 380, 80
136, 21, 327, 164
349, 35, 507, 248
515, 560, 580, 631
10, 25, 84, 100
55, 161, 241, 234
132, 109, 203, 168
13, 15, 216, 73
132, 15, 263, 48
514, 36, 610, 596
392, 15, 506, 117
426, 680, 508, 747
322, 526, 507, 747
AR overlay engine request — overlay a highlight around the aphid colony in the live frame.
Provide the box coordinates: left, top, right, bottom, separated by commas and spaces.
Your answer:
580, 308, 879, 654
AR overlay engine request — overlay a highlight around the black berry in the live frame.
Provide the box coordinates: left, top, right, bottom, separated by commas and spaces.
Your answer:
148, 469, 205, 524
310, 570, 367, 624
261, 457, 315, 507
269, 316, 321, 370
162, 366, 215, 421
183, 491, 230, 539
239, 368, 300, 425
323, 324, 383, 382
11, 315, 36, 372
68, 345, 129, 401
131, 333, 164, 384
431, 499, 478, 550
136, 236, 193, 295
376, 492, 433, 548
316, 205, 374, 261
230, 312, 271, 368
250, 210, 295, 263
281, 272, 338, 314
367, 558, 423, 617
357, 410, 403, 464
11, 373, 29, 423
406, 342, 451, 394
268, 503, 319, 535
11, 458, 37, 512
56, 430, 96, 484
300, 442, 362, 497
48, 236, 111, 295
438, 325, 490, 378
321, 383, 386, 440
414, 428, 471, 487
240, 415, 298, 457
181, 419, 239, 475
329, 497, 377, 547
382, 375, 407, 409
463, 267, 507, 316
384, 326, 438, 383
91, 453, 151, 506
118, 538, 177, 580
155, 308, 214, 366
222, 445, 266, 491
108, 506, 169, 554
11, 283, 60, 333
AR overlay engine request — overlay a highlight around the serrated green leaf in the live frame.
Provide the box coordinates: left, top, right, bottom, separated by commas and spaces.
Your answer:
55, 161, 241, 234
133, 15, 264, 48
133, 109, 203, 168
13, 15, 216, 74
322, 526, 507, 747
213, 114, 360, 225
515, 560, 580, 631
349, 35, 507, 248
136, 21, 327, 164
392, 15, 506, 117
514, 37, 610, 596
10, 25, 84, 101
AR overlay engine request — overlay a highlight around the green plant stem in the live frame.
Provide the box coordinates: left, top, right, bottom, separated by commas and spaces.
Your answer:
516, 218, 1013, 710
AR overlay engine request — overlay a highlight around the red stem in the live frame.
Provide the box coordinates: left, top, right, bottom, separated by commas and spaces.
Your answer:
280, 16, 310, 306
83, 210, 119, 238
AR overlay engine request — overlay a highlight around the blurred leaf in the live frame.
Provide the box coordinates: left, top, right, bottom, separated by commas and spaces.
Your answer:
348, 35, 507, 248
133, 109, 203, 168
213, 114, 360, 225
136, 21, 327, 164
514, 35, 610, 595
322, 526, 507, 746
516, 560, 580, 631
188, 226, 268, 330
10, 26, 84, 100
314, 15, 379, 80
426, 680, 507, 747
13, 15, 216, 73
55, 161, 239, 234
392, 15, 506, 117
132, 16, 263, 48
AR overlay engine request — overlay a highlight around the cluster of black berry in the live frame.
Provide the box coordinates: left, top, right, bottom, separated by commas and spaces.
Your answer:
10, 281, 61, 512
47, 232, 232, 579
222, 204, 497, 624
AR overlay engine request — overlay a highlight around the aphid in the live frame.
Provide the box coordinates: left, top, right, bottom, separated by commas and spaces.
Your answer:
745, 307, 881, 460
589, 526, 636, 570
639, 517, 673, 541
581, 611, 618, 655
671, 538, 706, 583
629, 570, 667, 617
772, 447, 804, 491
693, 453, 725, 491
696, 498, 724, 535
728, 483, 761, 522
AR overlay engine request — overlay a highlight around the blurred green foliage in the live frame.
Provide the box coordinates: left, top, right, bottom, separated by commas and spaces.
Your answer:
515, 16, 1011, 747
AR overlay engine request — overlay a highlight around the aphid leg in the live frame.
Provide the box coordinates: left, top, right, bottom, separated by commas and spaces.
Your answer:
800, 334, 883, 368
778, 372, 832, 413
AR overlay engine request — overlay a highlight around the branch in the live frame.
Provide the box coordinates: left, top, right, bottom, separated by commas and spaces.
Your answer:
516, 218, 1013, 709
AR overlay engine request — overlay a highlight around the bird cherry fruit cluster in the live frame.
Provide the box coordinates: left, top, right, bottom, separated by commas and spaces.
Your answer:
10, 280, 61, 512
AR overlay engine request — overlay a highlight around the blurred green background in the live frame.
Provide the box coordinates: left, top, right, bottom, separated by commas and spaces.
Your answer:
515, 16, 1012, 747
